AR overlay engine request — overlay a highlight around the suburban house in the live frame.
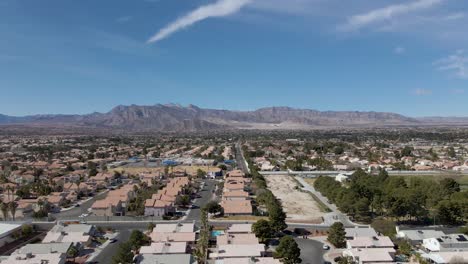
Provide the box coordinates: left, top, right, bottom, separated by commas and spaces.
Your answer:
149, 223, 197, 245
144, 177, 190, 217
343, 227, 396, 264
220, 171, 252, 216
423, 234, 468, 252
210, 223, 271, 261
135, 254, 196, 264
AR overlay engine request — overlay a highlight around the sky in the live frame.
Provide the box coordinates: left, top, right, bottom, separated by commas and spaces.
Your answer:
1, 0, 467, 117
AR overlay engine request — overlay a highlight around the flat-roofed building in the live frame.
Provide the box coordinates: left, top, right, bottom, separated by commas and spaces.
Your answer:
139, 242, 188, 254
217, 233, 259, 246
211, 244, 266, 259
215, 258, 281, 264
1, 253, 66, 264
227, 224, 252, 234
135, 254, 195, 264
343, 248, 396, 264
423, 234, 468, 252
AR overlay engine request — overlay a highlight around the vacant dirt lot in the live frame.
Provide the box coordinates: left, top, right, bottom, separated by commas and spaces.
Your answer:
265, 175, 324, 223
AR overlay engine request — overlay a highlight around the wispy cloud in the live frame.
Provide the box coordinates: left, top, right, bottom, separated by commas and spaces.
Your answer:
451, 88, 465, 94
394, 46, 406, 54
434, 50, 468, 79
443, 12, 465, 20
340, 0, 445, 31
116, 16, 133, 23
412, 88, 433, 96
147, 0, 251, 43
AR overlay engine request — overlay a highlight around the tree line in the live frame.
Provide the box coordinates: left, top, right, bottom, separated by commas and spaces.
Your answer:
314, 169, 467, 225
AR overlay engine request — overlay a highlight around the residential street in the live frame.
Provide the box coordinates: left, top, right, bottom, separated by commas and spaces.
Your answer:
295, 238, 326, 264
93, 229, 131, 264
185, 179, 216, 222
53, 190, 109, 219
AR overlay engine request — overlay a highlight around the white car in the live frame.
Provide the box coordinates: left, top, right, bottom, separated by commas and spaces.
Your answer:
322, 245, 330, 250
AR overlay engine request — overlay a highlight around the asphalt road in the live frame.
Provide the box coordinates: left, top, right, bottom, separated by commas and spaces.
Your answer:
185, 179, 215, 222
53, 190, 109, 219
235, 142, 249, 175
295, 238, 326, 264
93, 229, 131, 264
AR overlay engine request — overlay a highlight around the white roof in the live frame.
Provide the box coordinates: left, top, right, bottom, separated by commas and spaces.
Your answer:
423, 251, 468, 264
1, 253, 66, 264
215, 257, 281, 264
14, 243, 72, 255
347, 236, 394, 248
227, 224, 252, 234
345, 227, 378, 238
345, 248, 395, 262
0, 223, 22, 237
214, 244, 265, 258
139, 242, 187, 254
153, 223, 195, 233
136, 254, 195, 264
398, 229, 445, 241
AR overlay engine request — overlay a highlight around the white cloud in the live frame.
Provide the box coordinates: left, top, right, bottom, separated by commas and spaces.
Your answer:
394, 46, 406, 54
413, 88, 433, 96
340, 0, 445, 31
147, 0, 251, 43
434, 50, 468, 79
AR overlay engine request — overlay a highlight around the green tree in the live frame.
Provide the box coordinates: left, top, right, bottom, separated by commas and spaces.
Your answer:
252, 220, 273, 243
175, 195, 191, 208
21, 224, 33, 237
128, 230, 149, 250
437, 200, 463, 225
401, 146, 413, 157
67, 245, 79, 263
269, 205, 287, 233
274, 236, 302, 264
397, 240, 412, 256
88, 161, 98, 177
447, 147, 456, 158
196, 169, 207, 178
112, 242, 134, 264
147, 223, 155, 232
204, 201, 223, 215
328, 222, 346, 248
440, 178, 460, 196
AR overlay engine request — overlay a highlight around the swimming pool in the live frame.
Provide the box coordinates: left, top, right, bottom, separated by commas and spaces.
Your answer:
211, 230, 224, 237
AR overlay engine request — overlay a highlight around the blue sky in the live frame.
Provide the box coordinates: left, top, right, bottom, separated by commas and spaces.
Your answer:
1, 0, 467, 117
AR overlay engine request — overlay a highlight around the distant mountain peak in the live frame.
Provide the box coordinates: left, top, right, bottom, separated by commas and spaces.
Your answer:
0, 104, 464, 131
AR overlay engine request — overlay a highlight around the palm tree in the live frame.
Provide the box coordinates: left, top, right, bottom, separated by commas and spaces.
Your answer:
1, 202, 8, 221
8, 202, 18, 221
5, 186, 11, 203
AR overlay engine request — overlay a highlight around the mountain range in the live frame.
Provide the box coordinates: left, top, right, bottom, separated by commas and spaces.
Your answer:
0, 104, 467, 131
